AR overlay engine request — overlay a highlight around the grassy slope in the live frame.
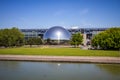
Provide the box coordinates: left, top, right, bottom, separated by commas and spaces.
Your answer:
0, 47, 119, 57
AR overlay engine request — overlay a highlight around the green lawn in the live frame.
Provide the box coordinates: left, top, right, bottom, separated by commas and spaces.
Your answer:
0, 47, 119, 57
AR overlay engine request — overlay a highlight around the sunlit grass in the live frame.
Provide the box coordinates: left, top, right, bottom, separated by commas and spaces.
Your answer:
0, 47, 119, 57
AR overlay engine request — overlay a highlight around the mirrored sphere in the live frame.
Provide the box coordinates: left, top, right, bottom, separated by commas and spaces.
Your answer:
43, 26, 71, 40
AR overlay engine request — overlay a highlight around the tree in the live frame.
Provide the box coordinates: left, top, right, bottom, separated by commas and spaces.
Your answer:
35, 37, 43, 46
27, 38, 35, 47
91, 27, 120, 50
0, 27, 24, 47
27, 37, 43, 47
10, 27, 24, 46
70, 32, 83, 47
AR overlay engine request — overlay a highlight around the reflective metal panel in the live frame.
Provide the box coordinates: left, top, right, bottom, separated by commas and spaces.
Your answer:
43, 26, 71, 40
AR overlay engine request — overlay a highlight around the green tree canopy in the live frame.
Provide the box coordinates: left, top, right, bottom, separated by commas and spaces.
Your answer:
92, 27, 120, 50
70, 32, 83, 47
0, 27, 24, 47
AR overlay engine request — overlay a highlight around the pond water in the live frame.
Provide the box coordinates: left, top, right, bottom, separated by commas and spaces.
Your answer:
0, 61, 120, 80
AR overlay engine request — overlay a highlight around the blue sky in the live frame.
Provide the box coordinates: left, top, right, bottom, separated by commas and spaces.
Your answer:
0, 0, 120, 29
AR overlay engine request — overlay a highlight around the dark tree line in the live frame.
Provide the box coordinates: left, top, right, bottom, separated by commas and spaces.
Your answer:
26, 37, 43, 47
92, 27, 120, 50
0, 27, 24, 47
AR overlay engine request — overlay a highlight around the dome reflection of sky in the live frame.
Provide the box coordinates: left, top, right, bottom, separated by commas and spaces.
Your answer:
43, 26, 71, 40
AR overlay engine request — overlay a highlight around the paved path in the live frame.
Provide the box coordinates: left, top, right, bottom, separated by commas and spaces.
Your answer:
0, 55, 120, 64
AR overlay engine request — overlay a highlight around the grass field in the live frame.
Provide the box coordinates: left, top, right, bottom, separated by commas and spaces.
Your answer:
0, 47, 119, 57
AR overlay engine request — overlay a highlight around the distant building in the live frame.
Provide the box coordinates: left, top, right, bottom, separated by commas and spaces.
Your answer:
20, 26, 107, 45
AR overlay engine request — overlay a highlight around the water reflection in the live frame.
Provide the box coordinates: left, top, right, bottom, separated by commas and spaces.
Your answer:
0, 61, 19, 70
57, 63, 61, 66
97, 64, 120, 75
0, 61, 120, 80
